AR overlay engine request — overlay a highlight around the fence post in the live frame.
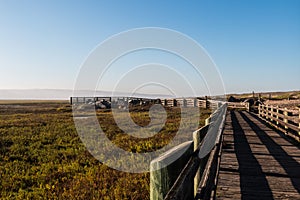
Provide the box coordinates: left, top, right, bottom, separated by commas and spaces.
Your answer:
264, 105, 267, 119
266, 105, 269, 120
284, 108, 288, 131
193, 130, 200, 197
150, 142, 194, 200
276, 106, 279, 125
261, 104, 265, 118
192, 125, 210, 197
270, 105, 273, 122
193, 129, 200, 197
258, 104, 261, 116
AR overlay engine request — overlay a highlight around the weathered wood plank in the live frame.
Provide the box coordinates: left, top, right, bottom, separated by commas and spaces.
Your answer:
150, 141, 194, 200
216, 111, 300, 199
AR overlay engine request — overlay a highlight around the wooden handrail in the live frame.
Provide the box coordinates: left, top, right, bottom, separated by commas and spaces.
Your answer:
150, 103, 227, 200
258, 104, 300, 142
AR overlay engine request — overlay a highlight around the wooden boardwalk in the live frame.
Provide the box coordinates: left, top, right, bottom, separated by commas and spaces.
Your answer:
216, 111, 300, 199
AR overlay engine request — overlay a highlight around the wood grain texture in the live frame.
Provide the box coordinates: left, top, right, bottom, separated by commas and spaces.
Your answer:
216, 111, 300, 200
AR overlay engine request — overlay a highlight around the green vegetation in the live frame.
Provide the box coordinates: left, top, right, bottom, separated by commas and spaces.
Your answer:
0, 102, 210, 199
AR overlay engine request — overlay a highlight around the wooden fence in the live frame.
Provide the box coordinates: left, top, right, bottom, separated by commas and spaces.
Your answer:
161, 98, 210, 109
258, 104, 300, 141
71, 97, 212, 109
150, 103, 227, 200
227, 102, 250, 111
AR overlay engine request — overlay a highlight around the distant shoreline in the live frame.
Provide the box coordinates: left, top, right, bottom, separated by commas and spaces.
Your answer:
0, 99, 69, 104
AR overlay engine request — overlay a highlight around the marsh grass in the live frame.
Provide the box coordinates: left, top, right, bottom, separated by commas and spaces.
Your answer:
0, 102, 210, 199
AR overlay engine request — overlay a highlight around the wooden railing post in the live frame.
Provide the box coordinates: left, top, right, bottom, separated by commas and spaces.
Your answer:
284, 108, 288, 131
150, 142, 194, 200
276, 106, 280, 125
192, 125, 210, 197
265, 105, 268, 118
193, 131, 200, 197
266, 104, 269, 120
262, 104, 265, 118
270, 105, 273, 122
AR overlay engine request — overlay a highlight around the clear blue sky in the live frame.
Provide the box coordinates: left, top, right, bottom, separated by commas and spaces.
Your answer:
0, 0, 299, 94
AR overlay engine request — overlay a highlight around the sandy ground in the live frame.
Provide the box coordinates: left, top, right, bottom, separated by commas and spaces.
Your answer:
265, 99, 300, 111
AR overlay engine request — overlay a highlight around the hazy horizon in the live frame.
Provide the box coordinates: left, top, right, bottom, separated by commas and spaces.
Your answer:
0, 88, 299, 100
1, 1, 299, 95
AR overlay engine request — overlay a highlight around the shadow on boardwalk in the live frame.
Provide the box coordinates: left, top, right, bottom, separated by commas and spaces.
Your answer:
217, 111, 300, 199
239, 111, 300, 194
231, 111, 273, 199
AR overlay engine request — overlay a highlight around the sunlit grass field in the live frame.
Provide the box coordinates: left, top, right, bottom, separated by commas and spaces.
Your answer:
0, 101, 210, 199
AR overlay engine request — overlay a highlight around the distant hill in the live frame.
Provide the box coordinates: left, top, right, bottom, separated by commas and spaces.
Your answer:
227, 90, 300, 100
0, 89, 73, 100
0, 89, 175, 100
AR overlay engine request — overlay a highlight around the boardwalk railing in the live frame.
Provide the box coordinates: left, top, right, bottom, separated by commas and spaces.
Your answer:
258, 104, 300, 141
150, 103, 227, 200
227, 102, 250, 111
